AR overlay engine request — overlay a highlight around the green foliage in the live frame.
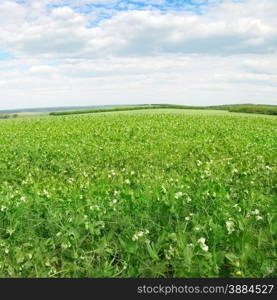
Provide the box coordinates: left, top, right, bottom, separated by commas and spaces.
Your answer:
0, 114, 18, 119
49, 104, 277, 116
49, 104, 205, 116
228, 104, 277, 115
0, 110, 276, 277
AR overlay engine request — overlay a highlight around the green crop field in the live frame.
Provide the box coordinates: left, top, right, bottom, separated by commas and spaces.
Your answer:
0, 109, 276, 278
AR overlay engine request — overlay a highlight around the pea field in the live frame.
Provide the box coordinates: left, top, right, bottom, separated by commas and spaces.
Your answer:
0, 109, 276, 278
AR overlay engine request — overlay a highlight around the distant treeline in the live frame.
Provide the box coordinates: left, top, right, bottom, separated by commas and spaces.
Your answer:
50, 104, 277, 116
0, 114, 18, 119
228, 104, 277, 115
50, 104, 204, 116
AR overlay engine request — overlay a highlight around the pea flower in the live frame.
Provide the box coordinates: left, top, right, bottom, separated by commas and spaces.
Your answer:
175, 192, 183, 199
226, 220, 235, 234
198, 237, 209, 252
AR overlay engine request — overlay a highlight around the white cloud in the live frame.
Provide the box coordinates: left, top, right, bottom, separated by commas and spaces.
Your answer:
242, 56, 277, 74
0, 1, 27, 26
1, 1, 277, 59
0, 0, 277, 109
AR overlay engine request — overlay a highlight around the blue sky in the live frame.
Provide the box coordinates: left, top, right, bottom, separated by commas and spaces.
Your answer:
45, 0, 212, 12
0, 49, 14, 61
0, 0, 276, 109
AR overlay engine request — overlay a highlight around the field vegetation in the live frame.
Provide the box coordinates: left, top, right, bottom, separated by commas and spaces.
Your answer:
0, 109, 276, 277
0, 114, 18, 119
49, 104, 277, 116
228, 104, 277, 115
49, 104, 205, 116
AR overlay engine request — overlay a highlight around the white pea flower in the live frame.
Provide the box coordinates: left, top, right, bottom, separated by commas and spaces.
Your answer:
45, 261, 51, 267
90, 205, 100, 211
43, 189, 50, 198
174, 192, 183, 199
198, 237, 209, 252
61, 242, 71, 249
202, 245, 209, 252
198, 237, 206, 244
1, 205, 7, 211
196, 160, 202, 166
164, 245, 176, 260
132, 230, 149, 241
226, 220, 235, 234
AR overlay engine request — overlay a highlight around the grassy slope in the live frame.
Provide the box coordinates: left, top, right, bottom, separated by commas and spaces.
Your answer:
0, 110, 276, 277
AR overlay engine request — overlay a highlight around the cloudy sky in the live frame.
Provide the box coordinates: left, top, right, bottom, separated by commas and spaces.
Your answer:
0, 0, 277, 109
